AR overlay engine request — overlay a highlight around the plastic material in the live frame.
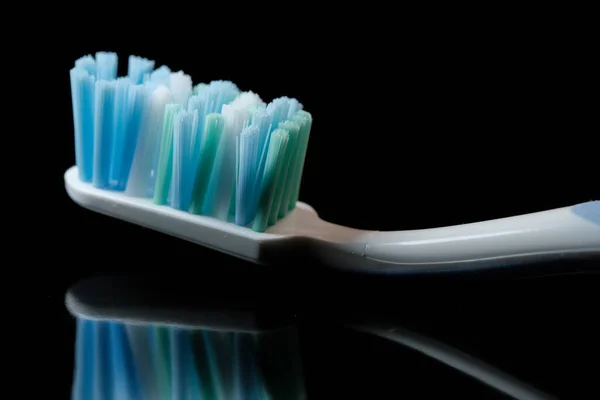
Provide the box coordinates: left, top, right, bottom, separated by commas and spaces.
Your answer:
572, 200, 600, 226
65, 166, 600, 273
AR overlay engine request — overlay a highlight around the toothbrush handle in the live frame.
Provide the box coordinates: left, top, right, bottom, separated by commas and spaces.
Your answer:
359, 201, 600, 272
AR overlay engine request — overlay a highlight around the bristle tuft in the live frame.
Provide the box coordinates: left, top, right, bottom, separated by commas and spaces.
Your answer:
70, 68, 95, 182
95, 52, 118, 81
171, 108, 200, 211
128, 55, 155, 85
72, 318, 305, 400
169, 71, 193, 107
126, 85, 173, 198
252, 128, 290, 232
92, 80, 117, 189
69, 52, 313, 232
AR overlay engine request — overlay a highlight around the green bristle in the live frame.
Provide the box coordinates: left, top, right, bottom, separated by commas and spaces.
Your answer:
153, 104, 181, 205
152, 326, 172, 398
190, 333, 220, 399
287, 113, 310, 210
288, 111, 313, 211
270, 120, 300, 225
189, 114, 226, 215
252, 129, 290, 232
228, 183, 237, 223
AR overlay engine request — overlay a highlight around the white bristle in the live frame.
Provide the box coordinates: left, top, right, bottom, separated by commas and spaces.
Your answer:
169, 71, 192, 107
126, 85, 173, 198
209, 92, 264, 220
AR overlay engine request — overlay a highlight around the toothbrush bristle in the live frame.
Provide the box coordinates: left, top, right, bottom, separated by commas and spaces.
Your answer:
128, 55, 155, 85
169, 71, 193, 107
109, 78, 133, 190
236, 125, 261, 226
153, 103, 181, 206
72, 317, 305, 400
271, 120, 301, 224
126, 84, 173, 198
252, 128, 290, 232
189, 113, 226, 215
75, 55, 97, 77
95, 52, 118, 81
171, 109, 200, 211
70, 67, 96, 182
145, 65, 171, 88
69, 52, 313, 232
92, 80, 117, 189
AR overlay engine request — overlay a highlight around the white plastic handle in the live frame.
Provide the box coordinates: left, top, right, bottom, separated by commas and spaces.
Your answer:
65, 166, 599, 273
355, 201, 600, 271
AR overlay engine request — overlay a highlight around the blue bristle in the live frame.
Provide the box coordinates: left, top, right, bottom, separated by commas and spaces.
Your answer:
209, 95, 264, 221
95, 52, 118, 81
75, 55, 96, 76
233, 333, 264, 400
126, 85, 173, 198
191, 84, 244, 217
70, 68, 96, 182
170, 328, 201, 400
128, 55, 155, 85
72, 318, 305, 400
72, 319, 95, 400
187, 95, 209, 146
204, 332, 235, 399
148, 65, 171, 86
109, 77, 131, 190
125, 325, 158, 400
69, 52, 313, 231
236, 125, 260, 226
249, 108, 274, 199
190, 80, 240, 115
266, 98, 288, 129
186, 79, 239, 143
202, 143, 227, 217
93, 322, 113, 400
251, 108, 272, 157
206, 80, 240, 112
182, 81, 239, 212
109, 322, 141, 399
247, 335, 267, 399
110, 84, 148, 191
93, 80, 117, 189
172, 109, 200, 211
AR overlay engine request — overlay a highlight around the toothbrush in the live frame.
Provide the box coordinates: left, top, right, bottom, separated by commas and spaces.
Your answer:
66, 52, 600, 273
66, 275, 306, 400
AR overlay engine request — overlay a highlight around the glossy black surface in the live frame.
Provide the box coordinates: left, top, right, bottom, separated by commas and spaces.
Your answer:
57, 259, 600, 399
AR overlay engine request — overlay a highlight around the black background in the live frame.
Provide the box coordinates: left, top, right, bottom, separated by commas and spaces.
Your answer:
19, 12, 599, 399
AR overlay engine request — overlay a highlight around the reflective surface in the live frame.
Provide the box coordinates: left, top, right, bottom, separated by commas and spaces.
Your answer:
61, 258, 599, 399
71, 318, 305, 400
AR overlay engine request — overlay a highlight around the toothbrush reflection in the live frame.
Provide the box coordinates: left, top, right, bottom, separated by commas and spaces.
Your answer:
353, 324, 555, 400
65, 264, 598, 399
66, 274, 306, 400
295, 258, 598, 399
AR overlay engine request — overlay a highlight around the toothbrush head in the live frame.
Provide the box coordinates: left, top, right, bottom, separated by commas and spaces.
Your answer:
69, 51, 311, 233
